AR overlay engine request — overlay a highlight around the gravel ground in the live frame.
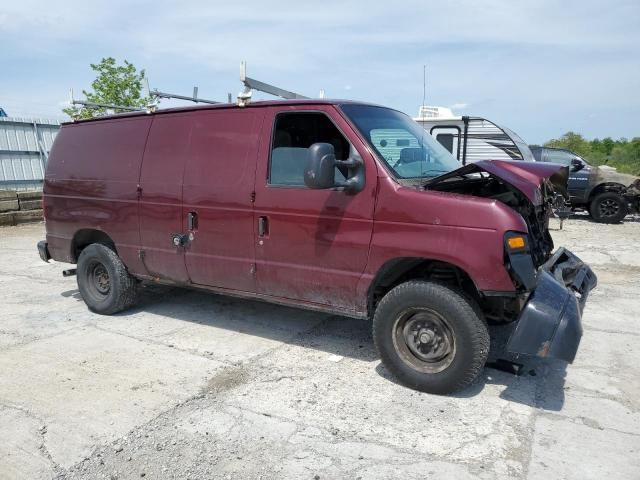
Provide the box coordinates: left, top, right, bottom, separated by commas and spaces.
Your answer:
1, 215, 639, 479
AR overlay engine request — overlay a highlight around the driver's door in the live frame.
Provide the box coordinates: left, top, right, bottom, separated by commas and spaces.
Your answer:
252, 106, 377, 314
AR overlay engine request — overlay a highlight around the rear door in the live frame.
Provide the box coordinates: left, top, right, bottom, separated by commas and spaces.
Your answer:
252, 106, 376, 313
182, 108, 264, 292
138, 113, 192, 282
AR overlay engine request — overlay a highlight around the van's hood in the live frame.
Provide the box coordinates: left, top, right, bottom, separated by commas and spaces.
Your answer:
425, 160, 569, 205
423, 160, 569, 266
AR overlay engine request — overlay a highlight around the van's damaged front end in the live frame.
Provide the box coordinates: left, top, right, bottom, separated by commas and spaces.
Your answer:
425, 160, 598, 363
508, 247, 597, 362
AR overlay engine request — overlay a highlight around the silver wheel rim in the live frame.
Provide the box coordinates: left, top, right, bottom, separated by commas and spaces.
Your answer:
392, 308, 456, 373
91, 263, 111, 296
598, 198, 620, 218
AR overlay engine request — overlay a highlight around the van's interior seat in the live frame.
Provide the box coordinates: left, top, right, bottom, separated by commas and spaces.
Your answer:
270, 147, 308, 185
399, 147, 424, 164
270, 129, 348, 186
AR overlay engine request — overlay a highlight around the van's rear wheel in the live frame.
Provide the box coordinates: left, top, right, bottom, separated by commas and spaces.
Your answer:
373, 281, 489, 394
77, 243, 139, 315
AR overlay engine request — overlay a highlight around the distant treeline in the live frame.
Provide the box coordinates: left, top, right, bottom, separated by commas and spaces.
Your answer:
540, 132, 640, 175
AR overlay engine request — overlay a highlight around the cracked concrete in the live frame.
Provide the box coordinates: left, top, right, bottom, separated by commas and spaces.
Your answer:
1, 215, 639, 479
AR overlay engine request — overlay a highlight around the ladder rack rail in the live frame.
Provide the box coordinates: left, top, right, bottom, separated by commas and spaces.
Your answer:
69, 89, 145, 112
239, 61, 309, 101
150, 86, 220, 105
71, 100, 143, 112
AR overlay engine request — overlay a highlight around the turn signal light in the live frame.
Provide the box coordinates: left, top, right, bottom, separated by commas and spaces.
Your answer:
507, 236, 526, 250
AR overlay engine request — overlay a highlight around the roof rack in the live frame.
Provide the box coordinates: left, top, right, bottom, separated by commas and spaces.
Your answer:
68, 83, 222, 120
149, 85, 220, 105
237, 61, 309, 107
69, 89, 146, 113
67, 62, 321, 118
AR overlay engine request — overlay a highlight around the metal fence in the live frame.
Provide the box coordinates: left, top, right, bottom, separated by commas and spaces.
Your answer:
0, 117, 61, 191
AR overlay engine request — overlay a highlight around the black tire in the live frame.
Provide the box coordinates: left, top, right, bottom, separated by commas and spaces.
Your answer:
373, 281, 489, 395
590, 192, 628, 223
77, 243, 139, 315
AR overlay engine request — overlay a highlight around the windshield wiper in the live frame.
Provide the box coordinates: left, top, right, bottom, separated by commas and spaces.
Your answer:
422, 171, 467, 186
416, 170, 452, 181
422, 164, 486, 187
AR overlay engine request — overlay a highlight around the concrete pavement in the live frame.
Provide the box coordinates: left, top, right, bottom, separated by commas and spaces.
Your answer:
1, 217, 638, 479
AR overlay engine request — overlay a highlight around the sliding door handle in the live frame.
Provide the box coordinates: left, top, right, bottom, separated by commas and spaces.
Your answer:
258, 216, 269, 237
187, 211, 198, 231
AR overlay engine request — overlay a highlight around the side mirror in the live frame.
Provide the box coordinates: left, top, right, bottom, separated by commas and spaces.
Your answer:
570, 158, 583, 172
304, 143, 365, 193
304, 143, 336, 189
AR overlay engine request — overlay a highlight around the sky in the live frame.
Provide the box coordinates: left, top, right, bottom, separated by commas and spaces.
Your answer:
1, 0, 639, 144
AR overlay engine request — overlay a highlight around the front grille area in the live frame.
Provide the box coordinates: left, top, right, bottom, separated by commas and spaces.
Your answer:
527, 205, 554, 267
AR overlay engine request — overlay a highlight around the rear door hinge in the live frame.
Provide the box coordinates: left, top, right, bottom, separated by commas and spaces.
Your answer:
250, 191, 256, 203
136, 184, 143, 200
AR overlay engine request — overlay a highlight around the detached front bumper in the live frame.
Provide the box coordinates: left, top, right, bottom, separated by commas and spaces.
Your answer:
507, 248, 597, 363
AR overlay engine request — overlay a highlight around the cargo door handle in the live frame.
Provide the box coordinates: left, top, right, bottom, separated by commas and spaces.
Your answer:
187, 211, 198, 231
258, 216, 269, 237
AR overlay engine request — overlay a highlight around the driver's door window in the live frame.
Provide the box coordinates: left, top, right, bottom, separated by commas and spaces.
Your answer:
269, 112, 348, 187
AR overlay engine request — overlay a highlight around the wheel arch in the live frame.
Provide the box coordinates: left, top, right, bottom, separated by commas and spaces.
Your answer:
367, 257, 481, 318
587, 182, 627, 202
70, 229, 117, 263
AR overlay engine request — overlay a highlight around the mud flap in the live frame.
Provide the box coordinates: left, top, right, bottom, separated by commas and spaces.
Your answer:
37, 240, 51, 263
507, 248, 597, 363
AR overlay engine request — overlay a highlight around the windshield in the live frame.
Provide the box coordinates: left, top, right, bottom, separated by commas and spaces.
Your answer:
341, 104, 460, 179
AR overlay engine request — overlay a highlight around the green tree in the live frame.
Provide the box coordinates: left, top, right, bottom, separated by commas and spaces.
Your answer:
545, 132, 591, 158
64, 57, 151, 119
601, 137, 615, 155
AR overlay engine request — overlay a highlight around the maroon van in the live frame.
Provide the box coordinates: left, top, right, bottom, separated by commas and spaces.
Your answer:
37, 100, 596, 394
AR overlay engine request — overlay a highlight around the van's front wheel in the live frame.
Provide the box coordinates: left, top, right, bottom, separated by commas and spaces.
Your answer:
77, 243, 139, 315
373, 281, 489, 394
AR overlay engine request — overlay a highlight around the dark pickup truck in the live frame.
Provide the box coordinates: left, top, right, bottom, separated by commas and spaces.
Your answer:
530, 146, 640, 223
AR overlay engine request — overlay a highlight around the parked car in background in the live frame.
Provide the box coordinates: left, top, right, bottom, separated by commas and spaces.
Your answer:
530, 146, 640, 223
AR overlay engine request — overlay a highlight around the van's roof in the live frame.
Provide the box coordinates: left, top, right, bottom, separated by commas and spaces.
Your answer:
64, 99, 382, 125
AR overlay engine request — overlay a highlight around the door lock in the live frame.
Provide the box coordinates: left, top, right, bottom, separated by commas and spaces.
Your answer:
172, 233, 189, 247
